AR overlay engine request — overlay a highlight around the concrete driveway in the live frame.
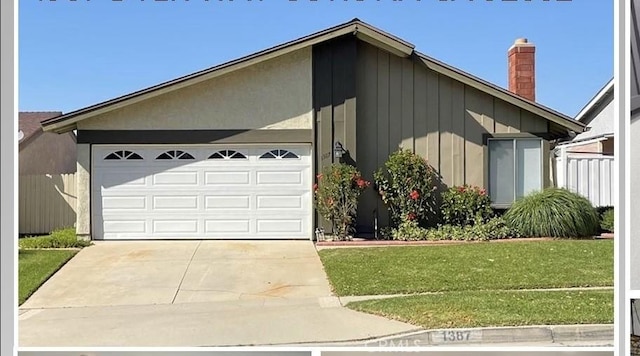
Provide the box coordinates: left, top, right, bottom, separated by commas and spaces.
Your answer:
19, 241, 416, 347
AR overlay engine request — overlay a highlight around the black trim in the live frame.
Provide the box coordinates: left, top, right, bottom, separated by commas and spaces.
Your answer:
77, 129, 313, 144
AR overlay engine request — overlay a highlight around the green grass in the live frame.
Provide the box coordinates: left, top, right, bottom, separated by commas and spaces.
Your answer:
19, 227, 91, 249
347, 290, 614, 329
318, 240, 613, 296
18, 249, 77, 305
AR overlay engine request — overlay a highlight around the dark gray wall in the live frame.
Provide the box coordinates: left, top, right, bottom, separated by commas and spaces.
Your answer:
312, 35, 358, 230
313, 38, 553, 233
354, 41, 550, 230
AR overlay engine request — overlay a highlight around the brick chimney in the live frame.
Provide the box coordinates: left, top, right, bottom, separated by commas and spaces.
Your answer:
508, 38, 535, 102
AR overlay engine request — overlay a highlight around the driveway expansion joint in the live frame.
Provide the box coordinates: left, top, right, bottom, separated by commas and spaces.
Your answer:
172, 240, 202, 304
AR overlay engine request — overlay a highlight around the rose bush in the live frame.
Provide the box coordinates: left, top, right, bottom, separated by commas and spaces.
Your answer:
373, 149, 439, 227
441, 184, 493, 226
314, 163, 370, 239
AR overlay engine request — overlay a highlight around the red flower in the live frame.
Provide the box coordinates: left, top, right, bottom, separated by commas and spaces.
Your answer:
457, 186, 466, 193
407, 212, 417, 221
356, 178, 370, 189
479, 188, 487, 196
409, 190, 420, 200
316, 173, 323, 180
313, 183, 318, 192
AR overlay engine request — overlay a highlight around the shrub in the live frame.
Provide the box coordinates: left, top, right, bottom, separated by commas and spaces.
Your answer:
441, 185, 493, 226
600, 208, 614, 233
391, 220, 429, 240
391, 217, 519, 241
374, 149, 439, 227
314, 163, 370, 239
503, 188, 599, 238
19, 227, 92, 249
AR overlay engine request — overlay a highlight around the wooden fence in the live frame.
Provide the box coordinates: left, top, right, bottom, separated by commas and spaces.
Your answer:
19, 173, 77, 235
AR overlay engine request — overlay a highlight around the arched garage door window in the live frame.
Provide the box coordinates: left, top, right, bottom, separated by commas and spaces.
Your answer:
259, 149, 299, 159
208, 150, 247, 160
104, 150, 143, 160
156, 150, 194, 160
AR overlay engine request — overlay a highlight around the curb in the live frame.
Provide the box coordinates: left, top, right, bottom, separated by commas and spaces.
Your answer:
293, 324, 614, 347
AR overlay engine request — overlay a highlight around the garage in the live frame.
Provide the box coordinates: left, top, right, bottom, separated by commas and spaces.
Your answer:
91, 145, 312, 240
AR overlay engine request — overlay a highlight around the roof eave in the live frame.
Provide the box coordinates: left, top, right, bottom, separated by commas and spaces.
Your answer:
353, 23, 414, 57
574, 79, 614, 123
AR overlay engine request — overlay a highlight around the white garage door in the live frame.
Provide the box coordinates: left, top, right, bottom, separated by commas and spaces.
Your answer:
92, 145, 312, 240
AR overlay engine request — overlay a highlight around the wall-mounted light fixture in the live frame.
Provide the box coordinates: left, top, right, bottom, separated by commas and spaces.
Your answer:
334, 141, 346, 159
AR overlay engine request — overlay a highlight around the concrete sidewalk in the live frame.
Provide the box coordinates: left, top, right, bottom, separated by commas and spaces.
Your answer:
19, 297, 418, 347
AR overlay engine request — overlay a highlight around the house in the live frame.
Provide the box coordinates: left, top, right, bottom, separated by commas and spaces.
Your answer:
554, 80, 614, 207
19, 111, 76, 175
18, 111, 77, 235
41, 19, 585, 241
558, 80, 614, 155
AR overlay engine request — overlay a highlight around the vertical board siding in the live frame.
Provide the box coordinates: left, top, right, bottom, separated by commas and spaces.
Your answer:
19, 173, 77, 234
356, 41, 380, 230
312, 36, 358, 231
413, 66, 428, 158
556, 154, 614, 207
389, 55, 403, 151
438, 76, 454, 185
349, 41, 552, 231
375, 50, 391, 228
451, 81, 466, 186
494, 99, 521, 134
401, 59, 415, 150
465, 87, 495, 187
425, 70, 440, 169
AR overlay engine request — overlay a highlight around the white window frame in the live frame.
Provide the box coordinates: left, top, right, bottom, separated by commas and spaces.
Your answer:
487, 137, 544, 208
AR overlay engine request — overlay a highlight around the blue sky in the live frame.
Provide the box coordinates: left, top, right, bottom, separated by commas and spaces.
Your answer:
19, 0, 613, 117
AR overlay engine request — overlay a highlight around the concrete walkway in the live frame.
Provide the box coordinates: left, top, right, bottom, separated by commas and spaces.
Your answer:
19, 241, 416, 347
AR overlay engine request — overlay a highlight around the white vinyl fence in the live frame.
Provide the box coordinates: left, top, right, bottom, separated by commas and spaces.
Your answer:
555, 152, 614, 207
19, 173, 77, 235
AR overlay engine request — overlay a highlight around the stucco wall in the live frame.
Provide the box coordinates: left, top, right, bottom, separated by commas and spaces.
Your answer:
75, 143, 91, 240
19, 132, 76, 175
566, 141, 602, 154
78, 48, 313, 131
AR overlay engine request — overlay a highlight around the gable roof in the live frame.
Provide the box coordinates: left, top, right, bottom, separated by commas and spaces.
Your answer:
19, 111, 64, 147
41, 18, 584, 134
570, 80, 614, 143
574, 79, 614, 125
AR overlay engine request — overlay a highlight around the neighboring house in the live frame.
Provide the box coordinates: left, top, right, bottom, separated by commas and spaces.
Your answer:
19, 111, 77, 235
41, 19, 585, 241
19, 111, 76, 175
554, 80, 614, 207
558, 80, 614, 155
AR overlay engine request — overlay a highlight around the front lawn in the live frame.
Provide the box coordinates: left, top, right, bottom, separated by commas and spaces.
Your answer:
19, 249, 77, 305
318, 240, 613, 296
348, 289, 614, 329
